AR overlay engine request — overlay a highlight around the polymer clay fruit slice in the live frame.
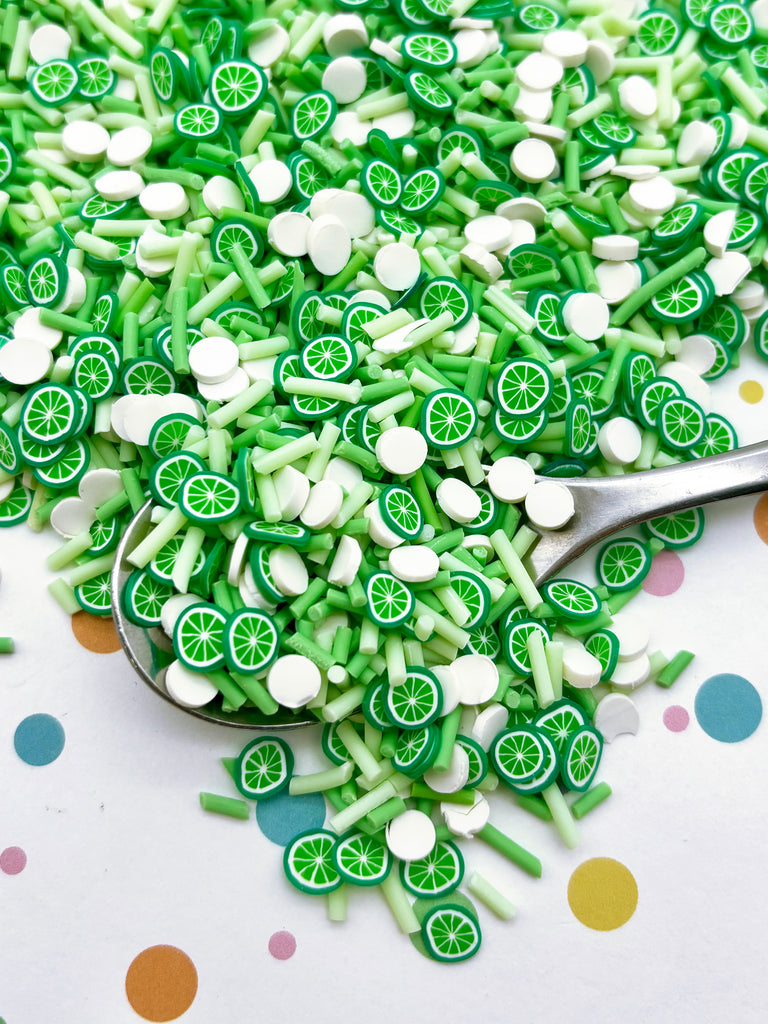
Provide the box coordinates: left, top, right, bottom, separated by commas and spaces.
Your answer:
421, 903, 481, 963
223, 608, 279, 674
400, 840, 464, 897
385, 666, 443, 729
235, 736, 293, 799
534, 699, 587, 756
541, 578, 600, 620
332, 832, 392, 886
562, 726, 603, 792
421, 389, 478, 449
643, 508, 705, 548
173, 602, 227, 672
284, 828, 342, 894
419, 276, 472, 328
596, 537, 652, 592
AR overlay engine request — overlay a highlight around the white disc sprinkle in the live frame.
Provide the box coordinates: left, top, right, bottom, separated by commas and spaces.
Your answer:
267, 654, 321, 708
385, 809, 436, 860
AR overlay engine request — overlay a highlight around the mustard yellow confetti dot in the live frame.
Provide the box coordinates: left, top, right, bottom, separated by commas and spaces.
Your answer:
739, 380, 763, 404
567, 857, 638, 931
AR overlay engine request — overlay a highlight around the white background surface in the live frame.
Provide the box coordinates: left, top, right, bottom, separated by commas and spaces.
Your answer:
2, 352, 768, 1024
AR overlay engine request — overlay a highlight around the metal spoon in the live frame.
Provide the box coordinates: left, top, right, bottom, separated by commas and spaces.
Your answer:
111, 438, 768, 728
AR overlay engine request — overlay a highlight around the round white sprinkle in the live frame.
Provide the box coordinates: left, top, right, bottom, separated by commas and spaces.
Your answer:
611, 612, 650, 661
677, 120, 718, 166
249, 159, 293, 204
121, 395, 171, 447
593, 693, 640, 743
592, 233, 639, 261
61, 120, 110, 162
516, 52, 563, 90
49, 497, 94, 538
139, 181, 189, 219
460, 242, 504, 283
451, 654, 499, 705
595, 260, 641, 305
542, 28, 588, 66
471, 703, 509, 751
657, 360, 712, 412
300, 480, 344, 529
306, 214, 351, 277
273, 465, 310, 521
267, 654, 322, 708
512, 87, 553, 124
464, 215, 514, 252
375, 426, 427, 476
202, 175, 244, 217
331, 110, 371, 148
95, 169, 144, 201
53, 265, 87, 313
705, 252, 751, 296
188, 336, 239, 385
78, 468, 123, 510
0, 338, 52, 385
453, 28, 491, 68
197, 367, 250, 403
424, 745, 470, 794
269, 546, 309, 597
373, 242, 421, 291
504, 218, 538, 252
585, 38, 615, 84
703, 209, 736, 259
449, 313, 480, 356
323, 13, 368, 57
323, 456, 363, 493
597, 417, 642, 465
496, 197, 546, 226
370, 108, 415, 140
165, 660, 218, 708
309, 187, 375, 238
611, 653, 651, 690
627, 176, 677, 216
524, 480, 575, 530
13, 307, 62, 349
227, 534, 249, 586
161, 594, 202, 636
441, 791, 490, 838
247, 23, 289, 67
267, 211, 311, 258
107, 125, 152, 166
327, 535, 363, 586
510, 138, 557, 183
385, 809, 436, 861
322, 55, 367, 103
388, 545, 439, 583
364, 501, 405, 548
561, 639, 602, 688
562, 291, 609, 341
436, 478, 482, 524
29, 24, 72, 63
676, 333, 717, 375
486, 456, 535, 503
618, 75, 657, 119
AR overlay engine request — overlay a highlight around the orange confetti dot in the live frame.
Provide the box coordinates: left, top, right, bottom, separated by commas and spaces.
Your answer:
567, 857, 638, 931
71, 611, 122, 654
125, 945, 198, 1022
739, 380, 763, 404
754, 493, 768, 546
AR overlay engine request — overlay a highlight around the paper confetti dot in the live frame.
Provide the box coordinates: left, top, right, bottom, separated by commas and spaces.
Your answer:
753, 493, 768, 545
268, 931, 297, 960
13, 713, 65, 766
125, 945, 197, 1022
0, 846, 27, 875
71, 610, 122, 653
695, 673, 762, 743
642, 550, 684, 596
255, 791, 326, 847
663, 705, 689, 732
568, 857, 638, 931
739, 380, 763, 404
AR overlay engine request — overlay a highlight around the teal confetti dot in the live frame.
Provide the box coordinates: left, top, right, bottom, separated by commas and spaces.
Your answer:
13, 713, 65, 765
256, 791, 325, 846
695, 674, 762, 743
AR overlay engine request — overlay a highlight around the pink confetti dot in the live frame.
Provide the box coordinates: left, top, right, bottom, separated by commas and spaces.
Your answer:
663, 706, 690, 732
269, 931, 296, 960
0, 846, 27, 875
642, 550, 685, 596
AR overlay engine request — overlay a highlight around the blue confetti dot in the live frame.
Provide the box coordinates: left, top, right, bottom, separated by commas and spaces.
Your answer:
695, 674, 762, 743
13, 713, 66, 765
256, 791, 326, 846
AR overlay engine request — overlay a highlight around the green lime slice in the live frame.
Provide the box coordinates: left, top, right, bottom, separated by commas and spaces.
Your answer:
291, 290, 325, 343
235, 736, 293, 799
300, 334, 357, 381
465, 488, 499, 533
421, 903, 481, 963
531, 290, 568, 342
332, 832, 392, 886
223, 608, 279, 674
284, 829, 342, 895
510, 729, 560, 794
402, 31, 457, 69
201, 15, 225, 57
219, 21, 244, 61
321, 721, 357, 766
730, 208, 761, 249
365, 571, 415, 629
31, 59, 79, 106
76, 54, 115, 99
362, 680, 390, 729
0, 486, 33, 527
361, 159, 403, 208
506, 244, 560, 280
341, 302, 382, 346
416, 0, 452, 20
148, 413, 202, 459
244, 520, 311, 549
657, 396, 706, 450
449, 571, 490, 629
517, 3, 562, 30
210, 60, 267, 115
651, 202, 703, 243
752, 42, 768, 69
400, 167, 446, 214
713, 149, 760, 201
556, 64, 595, 105
419, 276, 472, 328
174, 102, 223, 139
150, 46, 179, 103
700, 299, 747, 349
400, 840, 464, 897
643, 508, 705, 549
173, 602, 227, 672
494, 358, 554, 417
635, 377, 683, 430
121, 358, 177, 396
708, 2, 753, 44
1, 264, 29, 307
179, 471, 242, 523
90, 293, 119, 336
147, 534, 205, 585
534, 699, 587, 757
392, 723, 440, 777
682, 0, 719, 28
562, 726, 603, 792
385, 666, 443, 729
420, 388, 478, 449
150, 452, 207, 507
622, 352, 656, 403
72, 351, 117, 401
394, 0, 434, 27
0, 422, 22, 475
79, 199, 128, 228
74, 571, 113, 616
472, 179, 519, 209
379, 485, 423, 540
17, 432, 65, 468
565, 400, 593, 457
20, 384, 77, 445
405, 69, 452, 113
503, 618, 551, 674
291, 90, 337, 140
491, 726, 546, 785
122, 570, 174, 627
584, 628, 620, 680
26, 254, 67, 307
592, 112, 636, 149
87, 514, 123, 557
0, 138, 16, 185
32, 437, 90, 490
211, 217, 262, 264
542, 578, 600, 620
288, 152, 330, 199
436, 127, 484, 164
636, 9, 681, 54
376, 208, 424, 237
596, 537, 652, 592
464, 623, 501, 659
456, 735, 488, 788
493, 406, 550, 444
691, 413, 738, 458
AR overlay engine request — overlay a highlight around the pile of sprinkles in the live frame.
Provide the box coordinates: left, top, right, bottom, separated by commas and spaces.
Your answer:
3, 0, 768, 963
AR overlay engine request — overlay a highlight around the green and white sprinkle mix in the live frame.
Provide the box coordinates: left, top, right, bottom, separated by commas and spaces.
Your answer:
3, 0, 766, 963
